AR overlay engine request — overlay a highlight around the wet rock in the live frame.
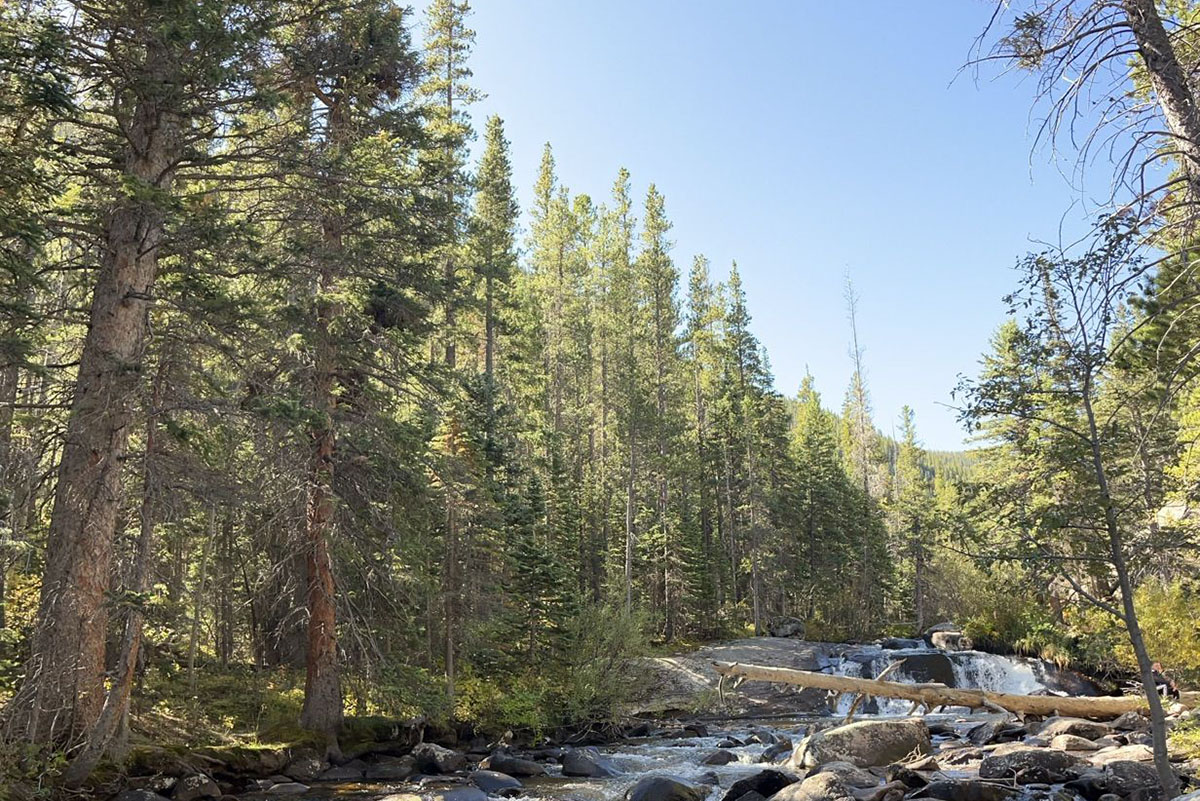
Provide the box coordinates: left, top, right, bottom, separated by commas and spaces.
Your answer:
485, 750, 546, 777
697, 772, 721, 786
718, 738, 745, 748
896, 653, 956, 687
115, 792, 172, 801
721, 769, 800, 801
1105, 760, 1166, 801
939, 747, 982, 766
365, 756, 416, 781
1170, 792, 1200, 801
811, 760, 880, 789
413, 742, 467, 774
684, 723, 709, 738
773, 772, 855, 801
879, 638, 923, 650
761, 742, 793, 763
318, 760, 367, 781
792, 719, 932, 769
627, 775, 707, 801
918, 780, 1019, 801
853, 780, 906, 801
926, 722, 958, 737
1053, 734, 1101, 751
968, 715, 1014, 746
884, 764, 928, 790
562, 746, 620, 778
470, 769, 522, 796
1112, 712, 1149, 732
702, 750, 738, 766
282, 756, 324, 781
732, 793, 767, 801
978, 747, 1084, 784
172, 775, 220, 801
435, 789, 488, 801
1041, 717, 1113, 741
264, 783, 308, 795
750, 729, 780, 745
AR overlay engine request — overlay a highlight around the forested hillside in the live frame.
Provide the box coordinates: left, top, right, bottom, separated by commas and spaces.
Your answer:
4, 0, 1200, 796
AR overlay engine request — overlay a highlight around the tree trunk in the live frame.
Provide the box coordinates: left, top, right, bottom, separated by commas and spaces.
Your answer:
7, 44, 179, 744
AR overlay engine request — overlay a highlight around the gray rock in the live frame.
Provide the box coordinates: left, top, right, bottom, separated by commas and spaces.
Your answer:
919, 780, 1019, 801
366, 756, 416, 781
435, 789, 488, 801
413, 742, 468, 774
1052, 734, 1101, 751
1092, 745, 1155, 765
718, 738, 744, 748
771, 773, 855, 801
721, 769, 799, 801
470, 769, 523, 796
810, 760, 879, 789
979, 747, 1084, 784
562, 746, 620, 778
115, 792, 172, 801
1112, 712, 1149, 732
930, 631, 973, 652
264, 783, 309, 795
761, 742, 792, 763
485, 751, 546, 777
283, 756, 325, 782
792, 719, 932, 769
1095, 737, 1124, 749
702, 750, 738, 766
768, 617, 806, 638
318, 760, 367, 781
627, 776, 707, 801
1105, 760, 1166, 801
732, 793, 767, 801
172, 776, 220, 801
883, 764, 928, 790
1041, 717, 1113, 741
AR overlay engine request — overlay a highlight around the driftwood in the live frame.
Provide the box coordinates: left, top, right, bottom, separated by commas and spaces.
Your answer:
712, 660, 1169, 720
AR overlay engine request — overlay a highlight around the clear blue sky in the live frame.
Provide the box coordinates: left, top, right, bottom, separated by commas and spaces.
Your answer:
453, 1, 1113, 451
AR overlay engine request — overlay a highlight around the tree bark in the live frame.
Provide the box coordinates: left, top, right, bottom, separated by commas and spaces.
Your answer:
6, 40, 179, 745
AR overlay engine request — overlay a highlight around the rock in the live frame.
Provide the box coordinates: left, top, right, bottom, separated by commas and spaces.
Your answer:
1170, 792, 1200, 801
1092, 745, 1155, 765
697, 772, 721, 786
1105, 760, 1166, 801
761, 742, 792, 763
264, 784, 309, 795
470, 770, 523, 796
1128, 732, 1154, 746
1112, 712, 1149, 732
435, 789, 488, 801
811, 761, 880, 789
732, 793, 767, 801
918, 780, 1019, 801
283, 756, 324, 782
627, 776, 708, 801
718, 738, 745, 748
702, 750, 738, 765
379, 795, 423, 801
684, 723, 709, 738
930, 631, 973, 652
853, 781, 907, 801
172, 776, 220, 801
413, 742, 468, 774
967, 715, 1013, 746
1096, 736, 1124, 749
773, 773, 855, 801
1053, 734, 1101, 751
365, 756, 416, 781
978, 747, 1084, 784
115, 792, 172, 801
1041, 717, 1114, 741
792, 719, 932, 769
562, 746, 620, 778
1064, 767, 1109, 801
879, 638, 923, 650
318, 760, 367, 781
768, 617, 807, 638
485, 751, 546, 777
897, 654, 957, 687
883, 764, 928, 790
721, 769, 799, 801
750, 729, 779, 745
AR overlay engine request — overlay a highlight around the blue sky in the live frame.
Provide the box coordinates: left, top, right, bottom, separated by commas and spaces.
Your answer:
453, 1, 1115, 450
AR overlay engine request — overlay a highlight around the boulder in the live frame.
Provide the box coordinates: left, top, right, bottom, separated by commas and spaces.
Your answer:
768, 617, 807, 638
761, 742, 792, 763
435, 789, 488, 801
264, 783, 309, 795
485, 751, 546, 777
792, 719, 932, 769
172, 776, 220, 801
721, 769, 799, 801
1041, 717, 1113, 741
772, 773, 855, 801
702, 750, 738, 766
282, 756, 324, 782
750, 729, 780, 745
562, 746, 620, 778
318, 760, 367, 781
854, 781, 907, 801
1092, 745, 1155, 766
732, 793, 767, 801
1105, 760, 1167, 801
967, 715, 1013, 746
365, 756, 416, 781
1112, 712, 1149, 732
627, 776, 707, 801
1064, 767, 1109, 801
883, 764, 928, 790
1052, 734, 1101, 751
412, 742, 467, 774
811, 761, 880, 789
470, 769, 523, 796
879, 638, 924, 650
918, 780, 1019, 801
115, 792, 172, 801
930, 631, 973, 652
978, 747, 1084, 784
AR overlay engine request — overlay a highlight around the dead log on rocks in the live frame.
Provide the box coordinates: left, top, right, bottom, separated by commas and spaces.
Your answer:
712, 660, 1176, 720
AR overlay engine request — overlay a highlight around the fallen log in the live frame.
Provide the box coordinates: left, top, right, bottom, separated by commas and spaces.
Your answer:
712, 660, 1161, 720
